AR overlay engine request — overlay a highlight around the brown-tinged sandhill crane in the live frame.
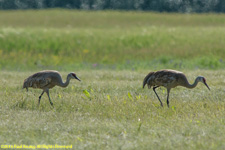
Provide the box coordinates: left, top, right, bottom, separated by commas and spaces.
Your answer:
143, 69, 210, 107
23, 70, 81, 106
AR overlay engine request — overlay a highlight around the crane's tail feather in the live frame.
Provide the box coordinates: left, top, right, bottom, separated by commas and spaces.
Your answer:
143, 72, 154, 88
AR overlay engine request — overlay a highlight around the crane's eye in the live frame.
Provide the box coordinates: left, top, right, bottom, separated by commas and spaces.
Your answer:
203, 78, 206, 83
72, 73, 76, 77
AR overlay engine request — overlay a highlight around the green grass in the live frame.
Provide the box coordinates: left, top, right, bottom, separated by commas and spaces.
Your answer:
0, 10, 225, 70
0, 70, 225, 149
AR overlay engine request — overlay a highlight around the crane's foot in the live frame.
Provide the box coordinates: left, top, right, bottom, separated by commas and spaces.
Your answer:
50, 102, 54, 108
167, 101, 169, 107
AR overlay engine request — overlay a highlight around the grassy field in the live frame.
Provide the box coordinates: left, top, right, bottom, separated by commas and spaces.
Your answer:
0, 10, 225, 70
0, 10, 225, 150
0, 70, 225, 149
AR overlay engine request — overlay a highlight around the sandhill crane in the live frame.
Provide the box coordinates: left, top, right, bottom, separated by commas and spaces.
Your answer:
143, 69, 210, 107
23, 70, 81, 106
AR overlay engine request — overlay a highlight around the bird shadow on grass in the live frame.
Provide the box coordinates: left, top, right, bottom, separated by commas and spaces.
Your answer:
10, 96, 78, 113
10, 97, 54, 112
11, 98, 34, 110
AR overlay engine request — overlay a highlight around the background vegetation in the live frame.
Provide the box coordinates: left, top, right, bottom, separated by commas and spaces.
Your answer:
0, 0, 225, 13
0, 10, 225, 70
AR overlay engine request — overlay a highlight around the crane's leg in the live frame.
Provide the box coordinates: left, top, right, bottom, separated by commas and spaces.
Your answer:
153, 86, 163, 107
38, 90, 45, 106
166, 89, 171, 108
46, 89, 54, 107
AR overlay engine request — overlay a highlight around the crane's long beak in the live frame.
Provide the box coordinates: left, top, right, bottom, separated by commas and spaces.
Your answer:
75, 76, 81, 81
204, 82, 210, 90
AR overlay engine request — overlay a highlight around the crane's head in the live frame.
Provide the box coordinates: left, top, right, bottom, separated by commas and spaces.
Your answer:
198, 76, 210, 90
69, 73, 81, 81
143, 72, 154, 89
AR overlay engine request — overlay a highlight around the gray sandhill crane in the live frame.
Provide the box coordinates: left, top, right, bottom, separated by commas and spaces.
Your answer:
143, 69, 210, 107
23, 70, 81, 106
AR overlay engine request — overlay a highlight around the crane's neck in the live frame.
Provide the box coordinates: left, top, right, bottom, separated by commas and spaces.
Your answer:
185, 77, 199, 89
59, 75, 71, 88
